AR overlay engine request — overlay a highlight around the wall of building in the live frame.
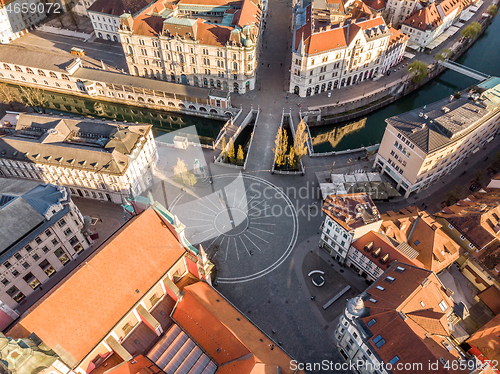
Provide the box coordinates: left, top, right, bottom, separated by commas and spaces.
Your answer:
120, 31, 257, 94
0, 0, 49, 44
0, 198, 89, 311
0, 127, 158, 204
88, 12, 120, 42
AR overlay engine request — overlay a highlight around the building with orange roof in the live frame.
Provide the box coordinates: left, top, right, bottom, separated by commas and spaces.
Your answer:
384, 0, 420, 26
320, 193, 382, 263
380, 26, 408, 73
401, 0, 462, 50
346, 230, 423, 281
6, 203, 214, 374
466, 313, 500, 374
334, 262, 484, 374
380, 209, 461, 274
290, 0, 398, 97
87, 0, 156, 42
118, 0, 262, 94
435, 189, 500, 291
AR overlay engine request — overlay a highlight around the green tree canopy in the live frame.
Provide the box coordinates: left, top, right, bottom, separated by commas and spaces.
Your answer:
487, 5, 498, 16
461, 22, 482, 39
408, 60, 428, 84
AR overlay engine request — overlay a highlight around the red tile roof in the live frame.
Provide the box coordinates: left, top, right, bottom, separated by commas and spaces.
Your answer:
438, 0, 461, 17
233, 0, 261, 28
322, 193, 380, 231
361, 264, 467, 373
477, 286, 500, 315
467, 313, 500, 366
197, 22, 233, 47
7, 208, 187, 365
103, 355, 160, 374
381, 211, 460, 273
403, 2, 442, 31
388, 27, 409, 47
172, 282, 302, 374
351, 230, 423, 270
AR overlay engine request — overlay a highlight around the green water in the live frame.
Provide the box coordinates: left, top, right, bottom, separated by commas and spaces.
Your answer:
13, 87, 225, 145
310, 15, 500, 153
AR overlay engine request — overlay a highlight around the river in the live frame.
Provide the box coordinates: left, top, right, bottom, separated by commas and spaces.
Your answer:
11, 87, 226, 145
309, 14, 500, 153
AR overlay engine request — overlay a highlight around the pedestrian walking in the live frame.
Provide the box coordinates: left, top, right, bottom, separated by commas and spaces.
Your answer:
268, 64, 270, 68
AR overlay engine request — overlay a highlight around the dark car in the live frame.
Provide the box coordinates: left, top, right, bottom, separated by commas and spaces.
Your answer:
469, 184, 476, 191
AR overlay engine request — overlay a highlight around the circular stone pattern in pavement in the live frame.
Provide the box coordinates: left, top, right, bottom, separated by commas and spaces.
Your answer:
170, 174, 298, 283
214, 208, 249, 236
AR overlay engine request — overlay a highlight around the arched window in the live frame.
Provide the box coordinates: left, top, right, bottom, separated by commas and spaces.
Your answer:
233, 62, 238, 71
61, 74, 70, 80
158, 100, 165, 105
113, 35, 118, 42
128, 46, 133, 54
32, 78, 37, 83
194, 76, 199, 85
3, 64, 11, 70
199, 107, 207, 112
26, 68, 34, 74
137, 97, 145, 102
38, 70, 45, 76
14, 65, 22, 72
49, 72, 58, 79
44, 80, 49, 85
147, 98, 154, 103
168, 102, 175, 106
67, 84, 72, 89
21, 76, 26, 81
210, 109, 218, 114
189, 105, 196, 110
128, 95, 135, 100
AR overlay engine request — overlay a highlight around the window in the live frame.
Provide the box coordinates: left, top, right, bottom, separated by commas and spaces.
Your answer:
468, 243, 475, 249
33, 253, 40, 261
376, 285, 385, 291
448, 224, 453, 230
39, 260, 56, 277
35, 236, 42, 245
6, 286, 25, 302
368, 298, 377, 303
22, 262, 29, 269
45, 229, 52, 237
55, 248, 70, 265
414, 240, 420, 246
460, 235, 466, 241
150, 293, 161, 307
122, 322, 135, 335
367, 319, 376, 327
25, 245, 33, 252
373, 335, 386, 348
63, 228, 72, 236
420, 301, 425, 307
439, 300, 448, 312
12, 270, 19, 277
3, 261, 11, 269
389, 356, 400, 365
23, 272, 41, 289
1, 279, 8, 286
384, 276, 395, 284
58, 219, 67, 228
395, 266, 405, 273
14, 253, 22, 261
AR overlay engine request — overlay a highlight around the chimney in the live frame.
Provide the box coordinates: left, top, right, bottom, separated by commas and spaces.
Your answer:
120, 13, 134, 30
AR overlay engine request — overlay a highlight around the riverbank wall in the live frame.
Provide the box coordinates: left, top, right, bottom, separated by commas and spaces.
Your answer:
308, 7, 498, 125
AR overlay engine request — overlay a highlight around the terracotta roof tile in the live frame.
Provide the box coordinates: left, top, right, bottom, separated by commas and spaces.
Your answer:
403, 2, 442, 31
467, 313, 500, 365
173, 282, 302, 374
7, 208, 187, 365
88, 0, 154, 15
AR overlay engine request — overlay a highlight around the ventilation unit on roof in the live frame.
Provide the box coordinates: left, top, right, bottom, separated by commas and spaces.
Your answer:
419, 112, 424, 117
423, 114, 428, 119
441, 107, 450, 113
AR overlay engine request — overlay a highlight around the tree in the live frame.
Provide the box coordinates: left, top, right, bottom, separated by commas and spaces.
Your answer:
18, 86, 49, 113
487, 5, 498, 16
294, 119, 309, 161
227, 138, 235, 164
0, 83, 23, 110
220, 137, 227, 162
173, 158, 196, 186
461, 22, 482, 40
408, 60, 428, 84
444, 188, 461, 206
434, 48, 452, 61
236, 145, 244, 166
288, 145, 297, 169
273, 127, 288, 167
64, 1, 80, 30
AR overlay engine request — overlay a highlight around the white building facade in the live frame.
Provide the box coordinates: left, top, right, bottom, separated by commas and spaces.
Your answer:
0, 113, 158, 203
118, 0, 262, 94
380, 27, 408, 74
0, 0, 51, 44
373, 78, 500, 197
0, 180, 90, 312
290, 9, 394, 97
